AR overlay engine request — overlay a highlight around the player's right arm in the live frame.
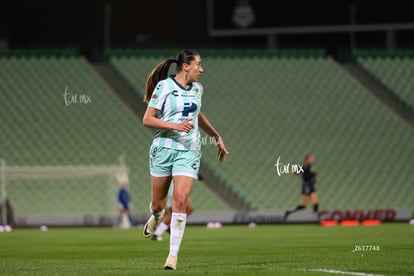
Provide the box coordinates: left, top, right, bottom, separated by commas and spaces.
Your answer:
143, 107, 193, 132
142, 80, 193, 132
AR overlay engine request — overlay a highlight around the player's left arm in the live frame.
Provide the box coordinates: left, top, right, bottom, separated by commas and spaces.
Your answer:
198, 112, 229, 162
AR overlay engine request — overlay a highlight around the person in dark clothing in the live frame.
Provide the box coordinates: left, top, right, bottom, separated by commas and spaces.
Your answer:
283, 154, 319, 221
116, 178, 133, 228
0, 197, 15, 226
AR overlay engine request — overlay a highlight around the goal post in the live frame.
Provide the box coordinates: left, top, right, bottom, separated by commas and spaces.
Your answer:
0, 159, 129, 226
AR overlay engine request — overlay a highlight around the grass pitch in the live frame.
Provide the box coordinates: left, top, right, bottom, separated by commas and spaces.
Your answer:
0, 223, 413, 275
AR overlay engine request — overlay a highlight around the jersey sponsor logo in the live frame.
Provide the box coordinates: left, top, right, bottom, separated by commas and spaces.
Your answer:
191, 163, 198, 170
172, 89, 196, 98
182, 102, 197, 116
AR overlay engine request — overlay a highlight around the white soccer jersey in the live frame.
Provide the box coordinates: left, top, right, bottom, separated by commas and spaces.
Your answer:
148, 75, 203, 151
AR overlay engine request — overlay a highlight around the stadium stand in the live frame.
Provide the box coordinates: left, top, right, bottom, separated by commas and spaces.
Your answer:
109, 49, 414, 211
354, 49, 414, 111
1, 48, 413, 219
0, 52, 232, 220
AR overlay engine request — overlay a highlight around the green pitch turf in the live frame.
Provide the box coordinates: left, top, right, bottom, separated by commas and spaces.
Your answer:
0, 224, 413, 275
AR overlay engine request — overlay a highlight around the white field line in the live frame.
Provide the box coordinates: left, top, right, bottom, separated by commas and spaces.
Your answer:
304, 268, 384, 276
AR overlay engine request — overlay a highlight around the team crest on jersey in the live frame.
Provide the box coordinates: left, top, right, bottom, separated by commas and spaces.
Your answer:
152, 94, 158, 99
194, 88, 200, 97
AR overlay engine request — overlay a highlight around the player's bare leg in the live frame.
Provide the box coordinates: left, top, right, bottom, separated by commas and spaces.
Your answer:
152, 208, 172, 241
284, 195, 309, 221
310, 192, 319, 215
186, 200, 194, 215
301, 195, 310, 207
143, 176, 171, 238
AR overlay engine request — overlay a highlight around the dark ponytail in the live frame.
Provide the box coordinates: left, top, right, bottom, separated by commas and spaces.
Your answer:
144, 59, 176, 103
143, 50, 199, 103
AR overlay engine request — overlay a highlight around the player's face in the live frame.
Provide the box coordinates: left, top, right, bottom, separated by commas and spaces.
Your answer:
306, 155, 314, 165
185, 55, 203, 83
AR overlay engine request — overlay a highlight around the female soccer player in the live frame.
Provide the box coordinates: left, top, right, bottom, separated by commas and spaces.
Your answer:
142, 50, 229, 270
283, 154, 319, 221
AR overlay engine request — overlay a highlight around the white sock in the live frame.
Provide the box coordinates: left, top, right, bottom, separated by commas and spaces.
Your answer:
169, 212, 187, 257
154, 221, 169, 236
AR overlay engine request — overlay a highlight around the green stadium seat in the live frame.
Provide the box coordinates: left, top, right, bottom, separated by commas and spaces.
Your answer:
354, 49, 414, 111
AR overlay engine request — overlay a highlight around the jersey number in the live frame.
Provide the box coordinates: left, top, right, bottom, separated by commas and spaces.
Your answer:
182, 102, 197, 117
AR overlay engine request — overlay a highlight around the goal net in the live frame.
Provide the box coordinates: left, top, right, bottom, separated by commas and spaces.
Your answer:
0, 159, 128, 226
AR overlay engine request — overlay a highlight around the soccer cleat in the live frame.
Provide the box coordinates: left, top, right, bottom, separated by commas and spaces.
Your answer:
164, 255, 177, 270
143, 209, 165, 238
